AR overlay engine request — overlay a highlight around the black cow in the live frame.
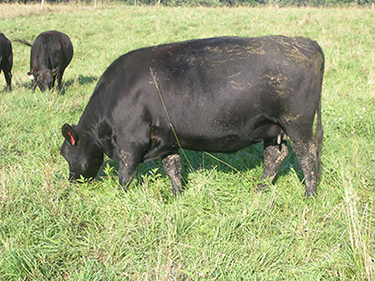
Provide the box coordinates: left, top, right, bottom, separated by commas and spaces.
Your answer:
0, 33, 13, 92
16, 30, 73, 92
61, 36, 324, 197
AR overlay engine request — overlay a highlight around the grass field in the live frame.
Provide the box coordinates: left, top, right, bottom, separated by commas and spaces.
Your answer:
1, 3, 374, 280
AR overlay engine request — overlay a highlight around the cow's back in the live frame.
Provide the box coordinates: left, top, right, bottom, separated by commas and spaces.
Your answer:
0, 33, 12, 69
31, 31, 73, 68
104, 36, 323, 108
0, 33, 12, 59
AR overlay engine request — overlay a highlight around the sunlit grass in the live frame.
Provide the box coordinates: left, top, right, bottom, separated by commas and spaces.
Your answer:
1, 4, 374, 280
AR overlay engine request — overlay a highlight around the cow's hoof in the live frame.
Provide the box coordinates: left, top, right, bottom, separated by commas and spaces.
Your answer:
173, 189, 184, 198
305, 190, 318, 198
256, 183, 270, 192
117, 185, 129, 194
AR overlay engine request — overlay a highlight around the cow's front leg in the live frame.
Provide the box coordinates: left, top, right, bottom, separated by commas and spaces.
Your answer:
31, 76, 37, 91
162, 153, 183, 196
118, 150, 140, 193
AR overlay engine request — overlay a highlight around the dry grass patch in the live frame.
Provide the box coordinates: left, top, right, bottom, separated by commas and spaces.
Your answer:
0, 3, 97, 19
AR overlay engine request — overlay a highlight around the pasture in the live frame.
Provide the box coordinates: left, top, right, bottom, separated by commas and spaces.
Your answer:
0, 3, 374, 280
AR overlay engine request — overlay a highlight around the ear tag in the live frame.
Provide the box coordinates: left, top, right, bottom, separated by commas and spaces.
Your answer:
29, 75, 34, 80
67, 132, 76, 146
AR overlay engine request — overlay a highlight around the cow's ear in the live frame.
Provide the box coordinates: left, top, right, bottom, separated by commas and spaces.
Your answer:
62, 123, 79, 146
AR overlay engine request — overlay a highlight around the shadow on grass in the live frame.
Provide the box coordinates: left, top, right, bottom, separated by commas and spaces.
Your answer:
95, 142, 304, 192
16, 75, 99, 94
59, 75, 99, 95
1, 85, 10, 92
64, 75, 99, 88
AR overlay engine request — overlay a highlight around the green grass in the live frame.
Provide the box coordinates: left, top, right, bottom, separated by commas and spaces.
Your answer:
1, 4, 374, 280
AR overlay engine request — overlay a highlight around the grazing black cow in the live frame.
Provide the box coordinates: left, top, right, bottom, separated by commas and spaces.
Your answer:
16, 30, 73, 92
61, 36, 324, 197
0, 33, 13, 92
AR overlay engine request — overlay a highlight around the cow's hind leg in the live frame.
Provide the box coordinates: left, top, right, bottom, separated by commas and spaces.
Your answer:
257, 135, 289, 191
289, 137, 318, 197
57, 69, 65, 90
162, 153, 183, 196
4, 70, 12, 92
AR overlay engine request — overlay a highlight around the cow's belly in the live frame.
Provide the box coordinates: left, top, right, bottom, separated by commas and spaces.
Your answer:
179, 134, 254, 153
142, 119, 284, 163
178, 121, 283, 153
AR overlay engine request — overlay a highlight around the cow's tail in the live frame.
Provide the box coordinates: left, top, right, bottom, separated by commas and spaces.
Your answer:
314, 44, 324, 182
13, 38, 33, 47
315, 98, 323, 181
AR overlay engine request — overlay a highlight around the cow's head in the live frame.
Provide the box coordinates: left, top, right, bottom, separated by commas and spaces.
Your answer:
28, 69, 53, 92
61, 124, 104, 182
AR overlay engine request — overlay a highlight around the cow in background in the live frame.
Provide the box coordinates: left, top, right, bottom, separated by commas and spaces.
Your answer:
15, 30, 73, 92
0, 33, 13, 92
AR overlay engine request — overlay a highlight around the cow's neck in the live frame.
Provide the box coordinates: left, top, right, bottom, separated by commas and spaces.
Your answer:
77, 88, 115, 159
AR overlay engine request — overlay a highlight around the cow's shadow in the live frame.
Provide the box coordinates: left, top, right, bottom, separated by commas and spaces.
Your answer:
17, 75, 98, 94
1, 86, 10, 92
97, 142, 303, 193
60, 75, 98, 94
65, 75, 98, 87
